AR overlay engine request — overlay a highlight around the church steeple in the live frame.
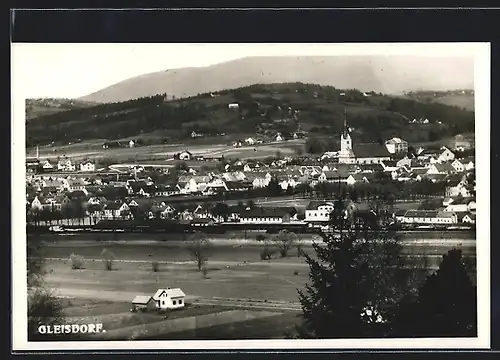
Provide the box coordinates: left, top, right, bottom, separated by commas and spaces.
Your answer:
342, 109, 349, 138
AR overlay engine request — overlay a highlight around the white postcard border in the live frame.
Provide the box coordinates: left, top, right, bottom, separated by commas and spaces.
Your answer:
11, 42, 490, 351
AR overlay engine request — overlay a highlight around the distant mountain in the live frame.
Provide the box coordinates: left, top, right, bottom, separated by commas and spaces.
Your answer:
77, 56, 475, 104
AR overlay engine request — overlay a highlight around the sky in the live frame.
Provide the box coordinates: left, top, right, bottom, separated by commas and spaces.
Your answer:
11, 43, 480, 99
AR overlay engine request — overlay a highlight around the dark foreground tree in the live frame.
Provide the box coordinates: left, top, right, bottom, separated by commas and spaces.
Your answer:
295, 206, 412, 338
27, 235, 65, 340
393, 248, 477, 337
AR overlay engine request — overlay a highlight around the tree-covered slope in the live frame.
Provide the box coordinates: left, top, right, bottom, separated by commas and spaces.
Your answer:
26, 83, 475, 147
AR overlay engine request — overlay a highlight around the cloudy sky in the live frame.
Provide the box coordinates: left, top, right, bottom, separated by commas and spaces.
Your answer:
12, 43, 479, 99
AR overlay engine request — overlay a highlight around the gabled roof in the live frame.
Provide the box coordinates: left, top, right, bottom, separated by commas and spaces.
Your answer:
359, 163, 384, 172
132, 295, 153, 304
353, 143, 392, 158
404, 210, 439, 218
306, 201, 335, 210
104, 201, 124, 210
464, 213, 476, 220
152, 288, 186, 300
434, 163, 455, 173
240, 206, 297, 218
322, 170, 349, 179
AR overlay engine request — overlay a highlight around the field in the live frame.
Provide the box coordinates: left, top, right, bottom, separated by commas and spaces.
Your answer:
36, 231, 476, 340
26, 139, 305, 165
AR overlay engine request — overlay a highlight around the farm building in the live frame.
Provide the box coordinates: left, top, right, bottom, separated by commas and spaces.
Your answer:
131, 295, 156, 312
395, 210, 458, 225
178, 151, 193, 161
153, 288, 186, 310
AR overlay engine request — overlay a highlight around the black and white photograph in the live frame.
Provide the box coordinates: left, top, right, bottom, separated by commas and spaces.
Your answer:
12, 42, 490, 350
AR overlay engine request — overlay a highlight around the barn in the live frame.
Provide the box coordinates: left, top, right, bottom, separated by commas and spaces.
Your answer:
131, 295, 156, 312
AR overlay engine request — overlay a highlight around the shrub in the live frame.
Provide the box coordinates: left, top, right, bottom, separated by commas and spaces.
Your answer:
70, 253, 84, 269
256, 234, 266, 242
152, 260, 159, 272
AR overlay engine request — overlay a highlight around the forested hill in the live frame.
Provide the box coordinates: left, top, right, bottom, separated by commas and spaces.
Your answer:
25, 98, 95, 120
26, 83, 475, 148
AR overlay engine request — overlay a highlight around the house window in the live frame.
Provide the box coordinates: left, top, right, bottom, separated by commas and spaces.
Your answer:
179, 299, 183, 304
173, 300, 177, 305
161, 300, 165, 306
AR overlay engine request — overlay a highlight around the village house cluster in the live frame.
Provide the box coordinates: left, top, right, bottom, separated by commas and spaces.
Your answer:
26, 120, 475, 229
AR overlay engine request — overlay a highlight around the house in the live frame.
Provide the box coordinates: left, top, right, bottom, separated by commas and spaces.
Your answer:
396, 210, 458, 225
453, 134, 473, 151
154, 184, 179, 197
129, 140, 135, 148
57, 158, 76, 172
451, 159, 467, 173
278, 177, 298, 191
80, 161, 96, 172
152, 288, 186, 310
228, 103, 239, 109
103, 201, 130, 219
245, 172, 272, 188
318, 170, 349, 183
426, 163, 455, 175
462, 213, 476, 224
445, 179, 471, 197
274, 133, 284, 142
458, 156, 475, 171
131, 295, 156, 312
384, 137, 408, 155
245, 137, 256, 145
41, 160, 55, 172
239, 207, 298, 224
346, 173, 369, 186
66, 178, 88, 193
437, 147, 456, 163
305, 201, 335, 223
178, 150, 193, 161
444, 197, 476, 213
416, 147, 441, 160
380, 160, 399, 173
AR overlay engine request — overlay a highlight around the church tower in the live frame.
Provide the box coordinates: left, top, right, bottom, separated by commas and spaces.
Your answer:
338, 109, 355, 164
340, 109, 352, 153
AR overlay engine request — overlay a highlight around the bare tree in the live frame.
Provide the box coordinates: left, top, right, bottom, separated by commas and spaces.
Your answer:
101, 248, 115, 271
296, 236, 305, 257
273, 230, 297, 258
185, 232, 212, 271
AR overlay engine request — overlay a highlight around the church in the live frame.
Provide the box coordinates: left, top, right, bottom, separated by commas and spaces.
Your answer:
338, 111, 393, 165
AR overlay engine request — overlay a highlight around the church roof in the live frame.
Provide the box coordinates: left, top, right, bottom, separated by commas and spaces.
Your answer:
353, 143, 392, 158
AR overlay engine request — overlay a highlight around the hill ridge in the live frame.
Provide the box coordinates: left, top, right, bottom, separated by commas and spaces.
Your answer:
76, 56, 474, 104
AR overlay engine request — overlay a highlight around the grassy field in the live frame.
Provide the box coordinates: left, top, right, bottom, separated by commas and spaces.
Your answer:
56, 297, 294, 340
37, 232, 476, 340
26, 139, 305, 164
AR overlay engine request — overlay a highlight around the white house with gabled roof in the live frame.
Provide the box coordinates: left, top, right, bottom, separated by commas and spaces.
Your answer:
152, 288, 186, 310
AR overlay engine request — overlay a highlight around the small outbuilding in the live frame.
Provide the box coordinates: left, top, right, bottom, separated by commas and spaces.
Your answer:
131, 295, 156, 312
153, 288, 186, 310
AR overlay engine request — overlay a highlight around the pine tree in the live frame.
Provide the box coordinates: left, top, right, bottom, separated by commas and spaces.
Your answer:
295, 199, 410, 338
394, 248, 477, 337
